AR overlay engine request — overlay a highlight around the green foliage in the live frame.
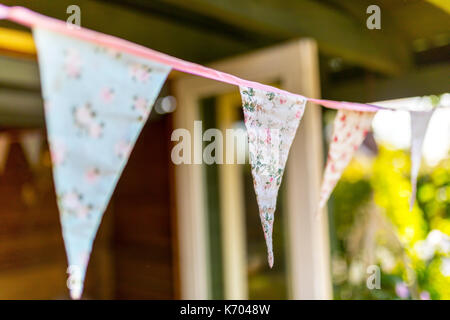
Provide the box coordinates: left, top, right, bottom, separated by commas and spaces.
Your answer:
333, 178, 371, 244
331, 145, 450, 300
372, 147, 428, 244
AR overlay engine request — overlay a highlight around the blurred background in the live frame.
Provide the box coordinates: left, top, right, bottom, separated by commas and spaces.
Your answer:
0, 0, 448, 299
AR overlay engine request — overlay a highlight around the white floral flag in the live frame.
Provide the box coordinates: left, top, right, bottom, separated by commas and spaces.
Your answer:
409, 110, 435, 210
0, 133, 10, 174
319, 110, 375, 208
34, 28, 170, 299
239, 87, 306, 267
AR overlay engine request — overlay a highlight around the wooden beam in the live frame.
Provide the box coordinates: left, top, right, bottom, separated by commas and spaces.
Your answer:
156, 0, 412, 75
0, 56, 40, 90
0, 56, 42, 127
0, 0, 251, 63
0, 27, 36, 58
426, 0, 450, 14
325, 0, 411, 69
389, 1, 450, 41
0, 88, 44, 127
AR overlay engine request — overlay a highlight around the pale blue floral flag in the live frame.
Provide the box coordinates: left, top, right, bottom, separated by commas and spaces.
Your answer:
34, 28, 171, 299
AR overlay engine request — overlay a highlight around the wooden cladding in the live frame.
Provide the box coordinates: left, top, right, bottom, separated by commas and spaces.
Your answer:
0, 115, 176, 299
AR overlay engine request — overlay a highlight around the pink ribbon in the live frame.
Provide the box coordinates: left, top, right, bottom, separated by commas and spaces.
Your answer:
0, 4, 385, 113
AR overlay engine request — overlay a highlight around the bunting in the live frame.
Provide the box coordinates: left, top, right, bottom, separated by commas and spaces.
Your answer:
409, 110, 435, 210
319, 110, 375, 209
34, 27, 171, 299
0, 4, 448, 297
240, 87, 306, 267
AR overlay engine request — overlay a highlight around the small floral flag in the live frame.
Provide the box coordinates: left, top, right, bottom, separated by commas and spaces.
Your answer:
239, 87, 306, 267
34, 28, 170, 299
409, 109, 435, 210
319, 110, 375, 208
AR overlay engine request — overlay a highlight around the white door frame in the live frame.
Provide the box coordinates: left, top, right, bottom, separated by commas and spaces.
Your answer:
173, 39, 332, 299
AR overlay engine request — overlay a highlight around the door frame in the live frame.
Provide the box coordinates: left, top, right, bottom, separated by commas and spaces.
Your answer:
172, 39, 332, 299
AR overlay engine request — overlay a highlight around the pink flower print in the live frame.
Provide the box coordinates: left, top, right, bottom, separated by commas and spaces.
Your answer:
265, 128, 272, 144
50, 139, 66, 166
74, 103, 95, 127
89, 122, 103, 138
64, 49, 82, 78
133, 96, 150, 119
129, 64, 151, 83
60, 191, 92, 219
330, 163, 336, 172
73, 103, 104, 138
85, 167, 100, 184
295, 110, 302, 119
244, 113, 249, 124
279, 98, 287, 104
100, 87, 115, 104
61, 191, 82, 212
115, 140, 132, 159
75, 205, 90, 219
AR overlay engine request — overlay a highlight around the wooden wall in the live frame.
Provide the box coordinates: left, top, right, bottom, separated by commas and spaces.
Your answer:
0, 114, 176, 299
0, 139, 72, 299
112, 115, 177, 299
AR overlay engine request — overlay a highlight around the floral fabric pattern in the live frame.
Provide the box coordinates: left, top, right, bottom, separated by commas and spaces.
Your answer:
239, 87, 306, 267
319, 110, 375, 208
34, 28, 170, 299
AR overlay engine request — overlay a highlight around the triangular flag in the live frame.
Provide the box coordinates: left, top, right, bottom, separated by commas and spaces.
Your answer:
19, 131, 43, 170
34, 28, 171, 299
319, 110, 375, 208
0, 133, 11, 174
409, 109, 435, 210
239, 87, 306, 267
